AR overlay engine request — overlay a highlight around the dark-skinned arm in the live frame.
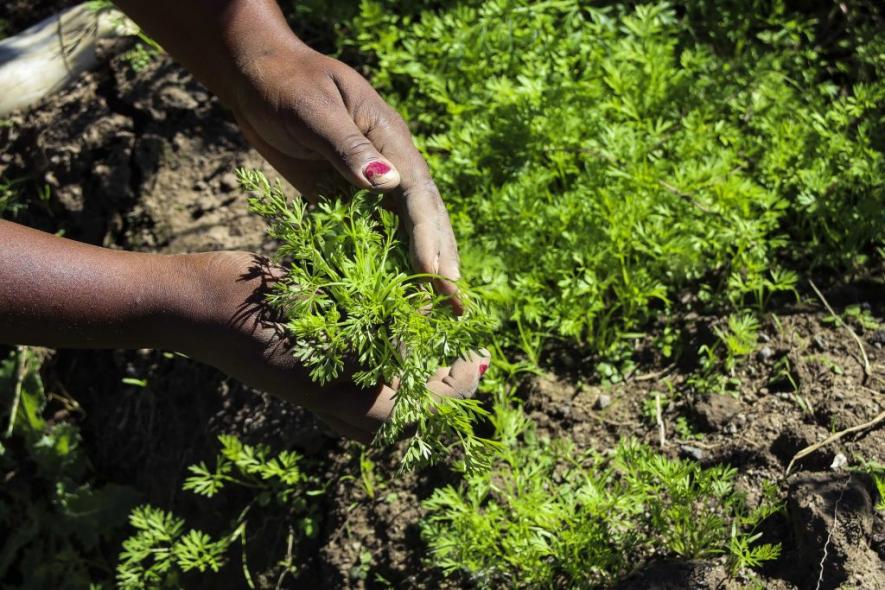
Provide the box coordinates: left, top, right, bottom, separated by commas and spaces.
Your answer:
112, 0, 463, 311
0, 220, 486, 441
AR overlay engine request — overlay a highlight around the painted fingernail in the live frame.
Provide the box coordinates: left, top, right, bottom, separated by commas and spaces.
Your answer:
479, 360, 490, 377
364, 161, 393, 185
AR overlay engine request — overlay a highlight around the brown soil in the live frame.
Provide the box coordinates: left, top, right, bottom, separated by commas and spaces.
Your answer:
1, 23, 883, 590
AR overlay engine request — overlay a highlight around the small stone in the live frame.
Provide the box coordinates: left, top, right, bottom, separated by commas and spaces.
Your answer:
759, 387, 769, 395
830, 452, 848, 471
812, 334, 826, 351
869, 330, 885, 346
218, 172, 239, 192
680, 445, 705, 461
594, 394, 612, 410
192, 180, 208, 192
160, 85, 199, 110
758, 345, 774, 361
692, 394, 741, 431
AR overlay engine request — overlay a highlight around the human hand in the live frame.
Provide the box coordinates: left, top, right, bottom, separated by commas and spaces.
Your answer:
178, 251, 489, 442
230, 45, 464, 313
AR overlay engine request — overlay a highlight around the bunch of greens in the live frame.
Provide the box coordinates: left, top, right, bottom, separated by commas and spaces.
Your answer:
421, 396, 782, 588
240, 169, 495, 472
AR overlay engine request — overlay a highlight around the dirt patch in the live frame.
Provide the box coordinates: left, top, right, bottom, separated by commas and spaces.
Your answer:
786, 472, 882, 589
2, 25, 883, 590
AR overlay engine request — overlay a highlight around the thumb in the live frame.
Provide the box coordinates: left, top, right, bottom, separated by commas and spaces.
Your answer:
303, 108, 401, 191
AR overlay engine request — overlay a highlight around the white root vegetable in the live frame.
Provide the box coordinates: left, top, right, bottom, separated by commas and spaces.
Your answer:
0, 3, 134, 117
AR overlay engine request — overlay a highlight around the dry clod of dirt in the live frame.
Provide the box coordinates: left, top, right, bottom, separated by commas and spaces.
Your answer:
786, 472, 882, 590
615, 559, 735, 590
771, 423, 833, 470
692, 393, 742, 431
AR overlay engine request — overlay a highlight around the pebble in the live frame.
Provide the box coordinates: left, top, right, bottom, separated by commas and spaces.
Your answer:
830, 452, 848, 471
160, 86, 199, 110
218, 172, 239, 193
595, 394, 612, 410
680, 445, 705, 461
758, 345, 774, 361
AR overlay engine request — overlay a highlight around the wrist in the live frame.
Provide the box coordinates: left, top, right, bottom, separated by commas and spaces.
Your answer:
145, 253, 219, 353
219, 4, 312, 106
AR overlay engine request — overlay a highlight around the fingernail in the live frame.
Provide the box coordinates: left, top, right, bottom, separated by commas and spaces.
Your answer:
478, 360, 490, 377
364, 161, 394, 185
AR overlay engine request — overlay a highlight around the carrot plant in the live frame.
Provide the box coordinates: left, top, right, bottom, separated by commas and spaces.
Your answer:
117, 434, 321, 588
347, 0, 884, 364
421, 394, 782, 588
240, 169, 496, 472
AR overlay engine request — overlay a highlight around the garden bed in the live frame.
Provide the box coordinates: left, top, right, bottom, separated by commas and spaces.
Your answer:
1, 2, 883, 589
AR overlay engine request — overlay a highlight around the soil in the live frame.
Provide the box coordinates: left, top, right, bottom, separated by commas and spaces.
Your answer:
1, 10, 883, 590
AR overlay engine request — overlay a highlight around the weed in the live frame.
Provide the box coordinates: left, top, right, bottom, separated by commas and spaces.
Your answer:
822, 303, 880, 332
0, 177, 25, 218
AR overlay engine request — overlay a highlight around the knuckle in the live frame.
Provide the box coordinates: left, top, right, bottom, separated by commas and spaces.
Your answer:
335, 133, 375, 163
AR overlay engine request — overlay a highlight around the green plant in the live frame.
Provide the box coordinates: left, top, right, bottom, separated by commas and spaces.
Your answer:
116, 507, 230, 589
88, 0, 163, 72
1, 347, 139, 589
715, 312, 760, 370
343, 0, 883, 356
241, 169, 496, 472
421, 395, 781, 588
674, 415, 703, 441
0, 177, 25, 218
875, 474, 885, 512
117, 434, 321, 589
687, 312, 761, 396
855, 461, 885, 512
821, 303, 880, 332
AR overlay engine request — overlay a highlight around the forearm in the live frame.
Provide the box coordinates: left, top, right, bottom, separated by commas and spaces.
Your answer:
112, 0, 306, 106
0, 220, 204, 350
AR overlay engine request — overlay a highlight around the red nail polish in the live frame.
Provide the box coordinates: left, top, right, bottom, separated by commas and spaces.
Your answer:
479, 361, 490, 377
364, 161, 391, 181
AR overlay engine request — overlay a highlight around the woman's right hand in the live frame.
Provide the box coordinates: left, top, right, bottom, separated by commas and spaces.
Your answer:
179, 251, 490, 442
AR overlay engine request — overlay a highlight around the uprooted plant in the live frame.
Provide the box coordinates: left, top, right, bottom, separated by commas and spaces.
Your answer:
240, 169, 496, 472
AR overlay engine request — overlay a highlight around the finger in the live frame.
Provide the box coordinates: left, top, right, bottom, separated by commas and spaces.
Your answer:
435, 219, 464, 314
235, 112, 343, 201
361, 107, 463, 310
298, 85, 401, 191
309, 381, 395, 434
427, 349, 491, 400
